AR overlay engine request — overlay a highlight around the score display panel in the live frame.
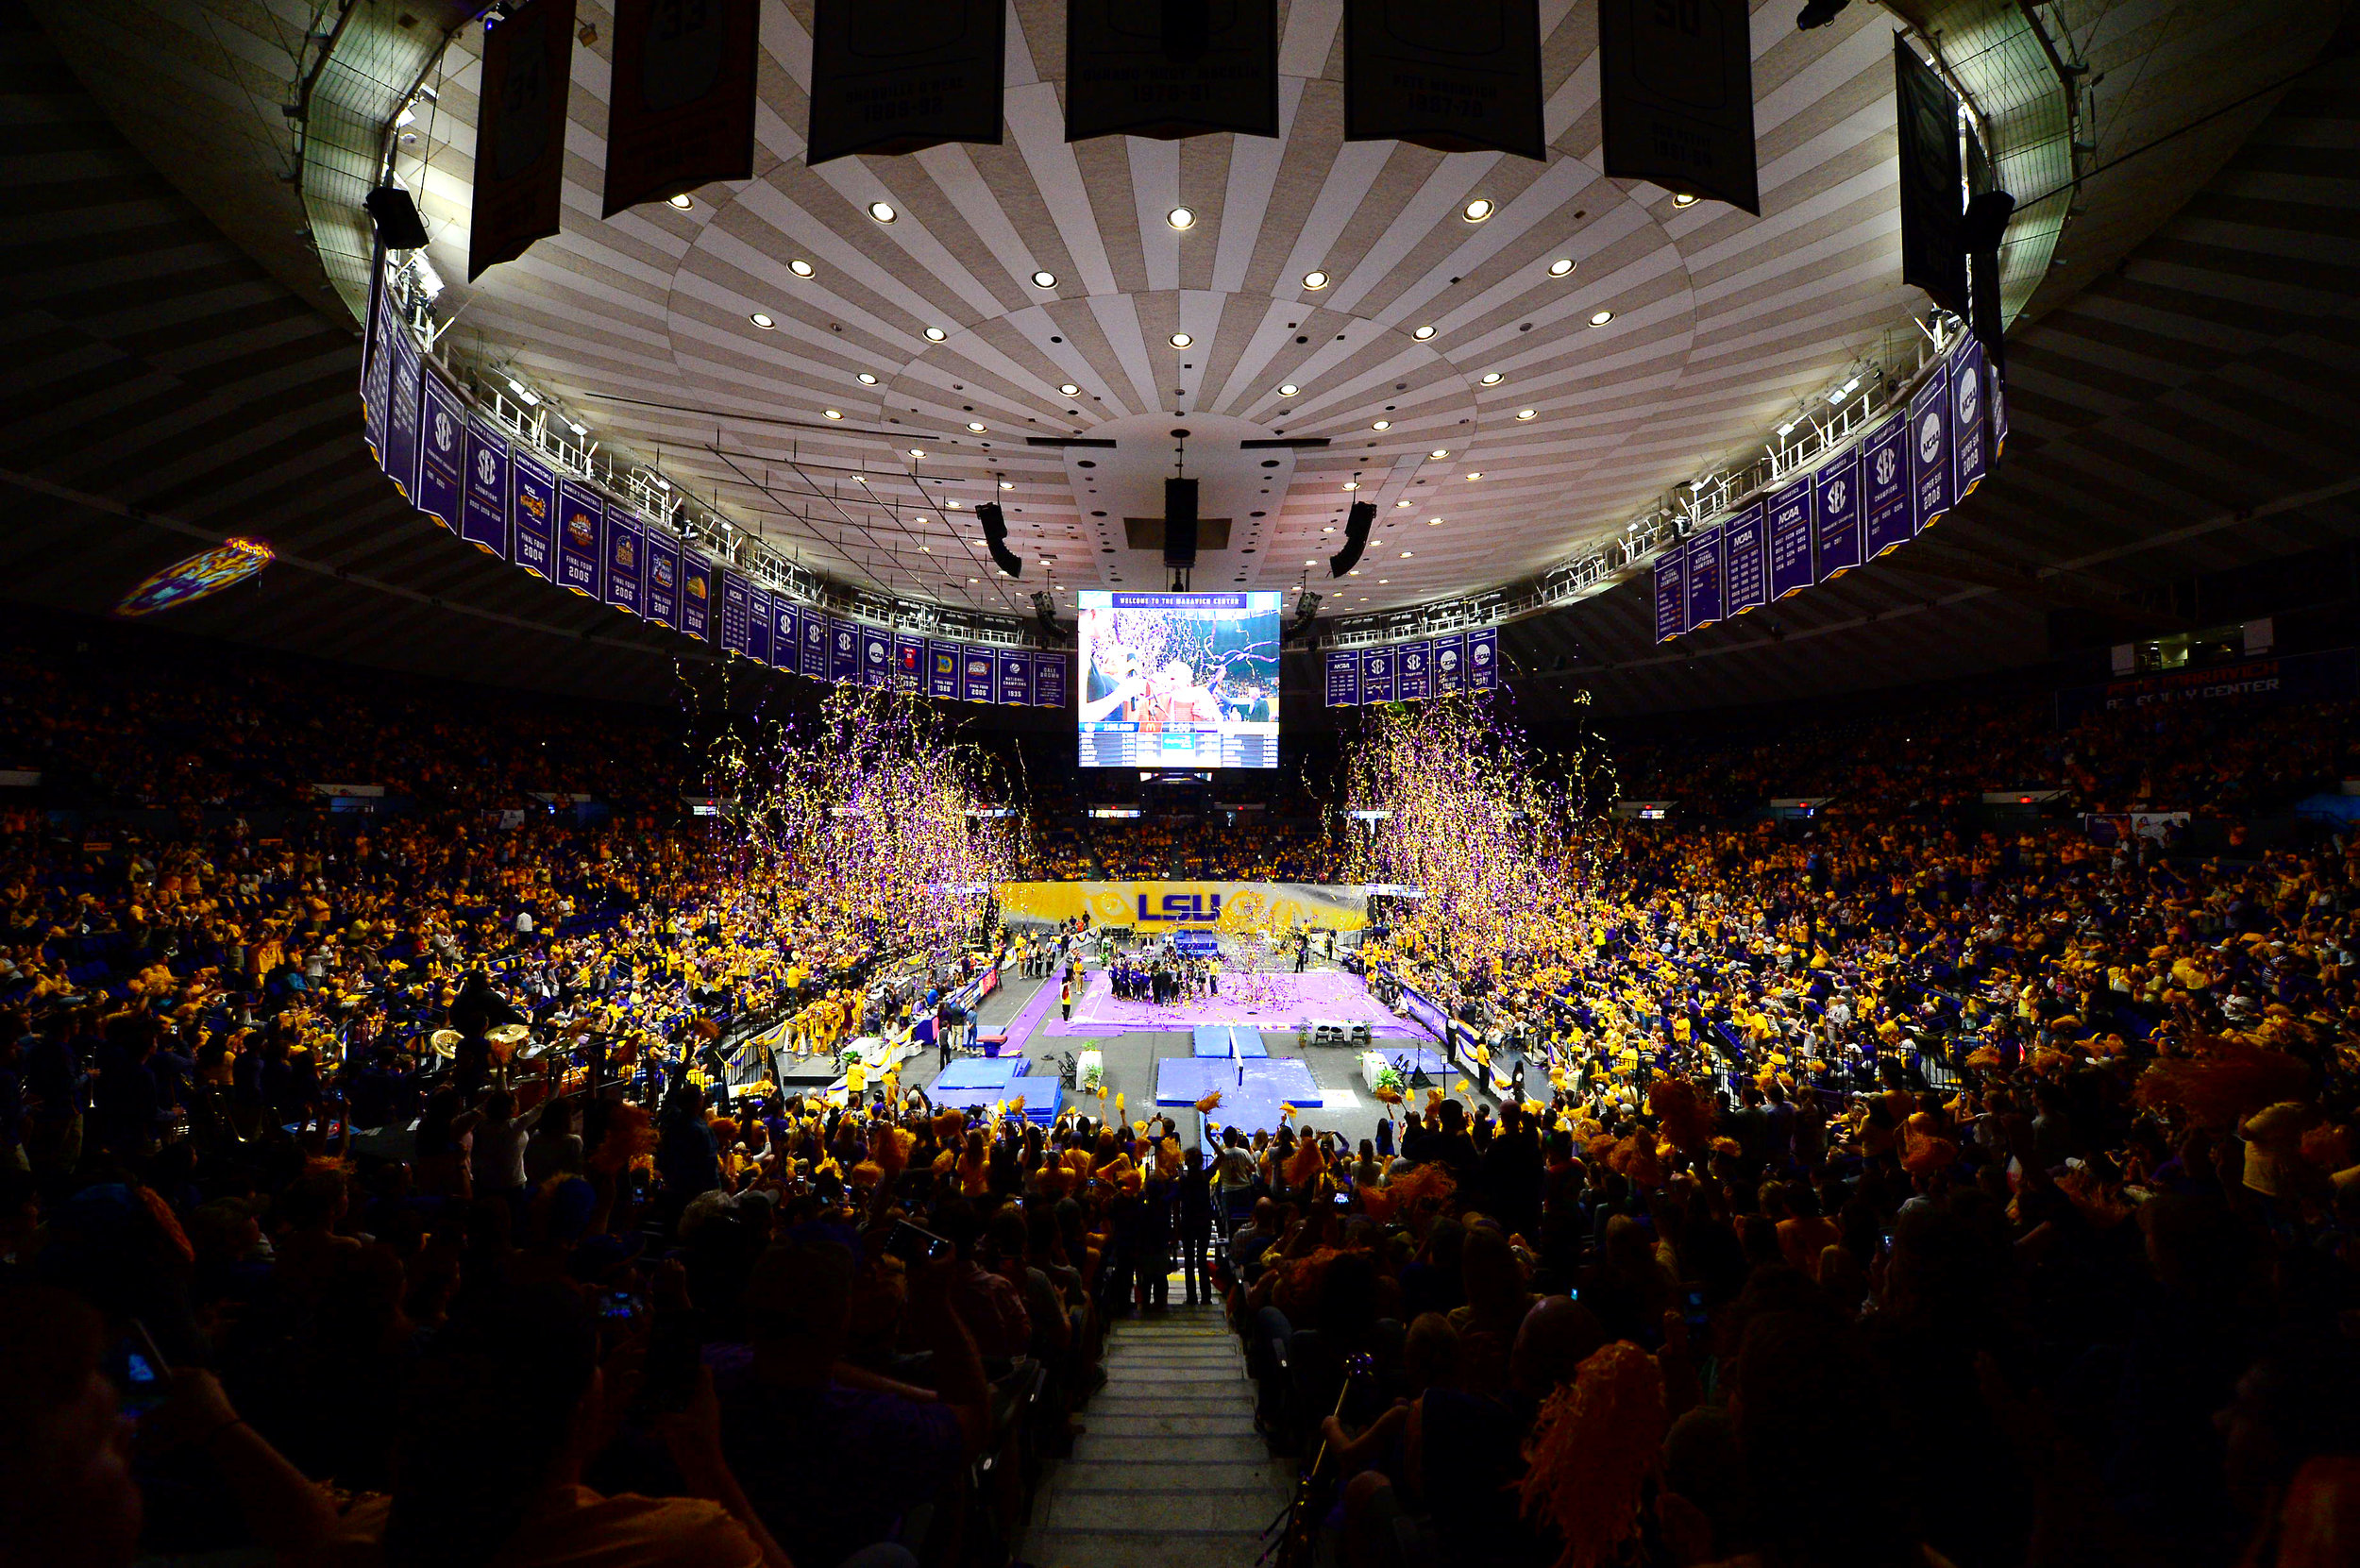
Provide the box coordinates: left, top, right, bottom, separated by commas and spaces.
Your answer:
1075, 591, 1281, 768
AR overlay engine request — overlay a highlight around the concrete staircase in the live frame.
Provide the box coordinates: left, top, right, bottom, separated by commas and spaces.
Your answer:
1020, 1303, 1291, 1568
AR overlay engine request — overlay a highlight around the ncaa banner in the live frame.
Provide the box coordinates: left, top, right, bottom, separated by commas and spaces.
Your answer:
509, 447, 557, 579
1910, 360, 1953, 528
893, 632, 925, 692
679, 553, 714, 640
745, 583, 771, 665
1723, 502, 1767, 616
1862, 416, 1913, 559
555, 481, 603, 597
860, 625, 893, 687
1360, 645, 1396, 703
460, 416, 511, 556
995, 649, 1031, 705
962, 645, 996, 703
1432, 632, 1465, 696
1466, 626, 1499, 691
1654, 549, 1685, 643
1684, 524, 1723, 632
362, 281, 394, 468
1990, 357, 2009, 457
716, 568, 750, 653
997, 881, 1370, 934
928, 641, 961, 700
604, 509, 643, 615
772, 599, 801, 671
1768, 475, 1814, 599
1812, 448, 1863, 582
416, 374, 465, 531
1323, 649, 1359, 706
1396, 640, 1431, 701
827, 619, 861, 683
385, 323, 423, 502
1951, 336, 1989, 498
643, 533, 680, 627
1033, 649, 1067, 707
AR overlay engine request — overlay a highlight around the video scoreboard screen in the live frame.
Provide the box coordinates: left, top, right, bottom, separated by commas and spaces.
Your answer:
1075, 591, 1281, 768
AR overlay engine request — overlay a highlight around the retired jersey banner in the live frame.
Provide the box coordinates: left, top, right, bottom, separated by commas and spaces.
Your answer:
1863, 417, 1913, 559
644, 533, 680, 627
602, 0, 760, 214
929, 641, 961, 700
1343, 0, 1544, 160
716, 568, 750, 653
1033, 650, 1067, 708
1723, 502, 1766, 615
1896, 37, 1966, 318
1466, 627, 1499, 691
1684, 524, 1723, 632
997, 881, 1370, 934
1324, 649, 1359, 707
1910, 361, 1953, 529
1598, 0, 1760, 214
556, 481, 603, 597
1432, 632, 1466, 696
1360, 646, 1396, 703
1951, 336, 1989, 498
861, 625, 893, 687
806, 0, 1003, 164
996, 649, 1031, 705
509, 448, 557, 579
385, 322, 423, 502
470, 0, 575, 279
460, 416, 511, 556
893, 632, 925, 692
745, 583, 771, 665
1654, 549, 1686, 643
1812, 448, 1862, 582
1395, 640, 1432, 701
362, 282, 393, 469
961, 645, 996, 703
1065, 0, 1278, 143
417, 374, 464, 531
604, 510, 643, 615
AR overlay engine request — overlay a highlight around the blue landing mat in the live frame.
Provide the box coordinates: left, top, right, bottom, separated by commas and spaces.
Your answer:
1189, 1024, 1269, 1058
934, 1055, 1031, 1094
1155, 1054, 1320, 1108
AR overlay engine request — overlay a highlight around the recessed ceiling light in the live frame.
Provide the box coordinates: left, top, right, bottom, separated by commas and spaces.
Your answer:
1167, 206, 1195, 230
667, 194, 694, 210
1479, 371, 1503, 385
1278, 383, 1299, 396
1000, 480, 1016, 489
1590, 309, 1615, 325
1302, 269, 1329, 290
824, 409, 843, 420
1466, 471, 1483, 480
1341, 481, 1358, 491
1031, 269, 1057, 288
868, 200, 897, 223
1462, 197, 1494, 223
1428, 516, 1442, 525
1394, 499, 1410, 507
947, 499, 961, 509
1323, 526, 1336, 532
1548, 258, 1576, 277
967, 421, 986, 431
1673, 193, 1699, 208
1372, 419, 1390, 430
788, 258, 814, 277
907, 447, 925, 458
920, 545, 931, 551
1305, 559, 1317, 565
1430, 449, 1449, 459
969, 577, 978, 582
855, 474, 869, 483
749, 312, 775, 329
1516, 408, 1537, 420
1400, 550, 1413, 558
856, 371, 879, 385
1056, 382, 1080, 396
1170, 331, 1192, 347
1412, 325, 1436, 340
923, 326, 947, 341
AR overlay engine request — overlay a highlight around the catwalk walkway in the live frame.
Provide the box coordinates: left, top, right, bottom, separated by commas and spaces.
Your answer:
1020, 1304, 1289, 1568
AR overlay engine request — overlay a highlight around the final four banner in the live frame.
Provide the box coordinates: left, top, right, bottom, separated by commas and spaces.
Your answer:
1395, 640, 1431, 700
1033, 650, 1067, 708
1910, 360, 1953, 529
1813, 449, 1862, 582
1324, 649, 1358, 707
1360, 646, 1396, 703
1684, 524, 1723, 632
861, 625, 892, 687
1466, 627, 1499, 691
929, 641, 961, 700
385, 324, 422, 503
509, 448, 557, 579
1768, 475, 1815, 599
680, 553, 713, 641
644, 534, 680, 628
1723, 503, 1767, 616
460, 416, 510, 556
417, 376, 464, 532
1433, 632, 1465, 695
605, 511, 643, 615
962, 645, 996, 703
996, 649, 1032, 705
894, 632, 926, 692
1863, 417, 1913, 559
556, 481, 603, 598
1654, 550, 1686, 642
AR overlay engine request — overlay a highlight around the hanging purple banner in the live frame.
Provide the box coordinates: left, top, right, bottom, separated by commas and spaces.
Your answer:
460, 417, 510, 556
716, 569, 750, 654
385, 324, 422, 503
362, 281, 393, 469
1911, 361, 1952, 530
893, 632, 925, 692
745, 584, 772, 666
828, 618, 861, 683
1432, 632, 1465, 696
774, 599, 802, 671
1685, 524, 1723, 632
1324, 649, 1359, 706
996, 649, 1032, 705
1033, 650, 1067, 708
1723, 502, 1767, 616
679, 553, 713, 641
962, 645, 996, 703
1396, 640, 1431, 701
928, 641, 961, 700
861, 625, 893, 687
416, 375, 464, 532
1465, 627, 1499, 691
1360, 646, 1396, 703
604, 510, 642, 616
1990, 360, 2009, 457
1654, 550, 1685, 643
1863, 417, 1914, 559
509, 449, 557, 579
644, 534, 679, 628
555, 481, 603, 598
1951, 336, 1988, 499
1813, 449, 1863, 582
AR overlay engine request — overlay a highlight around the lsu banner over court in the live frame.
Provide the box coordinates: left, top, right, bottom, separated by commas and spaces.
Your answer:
996, 882, 1369, 934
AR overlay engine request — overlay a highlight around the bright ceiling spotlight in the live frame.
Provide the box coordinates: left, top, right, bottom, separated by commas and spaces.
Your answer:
1589, 309, 1615, 325
867, 200, 897, 223
1057, 383, 1080, 396
1000, 481, 1015, 489
1673, 193, 1700, 208
1516, 408, 1537, 420
967, 421, 986, 431
923, 326, 947, 341
1479, 371, 1503, 385
1278, 383, 1300, 396
1170, 331, 1192, 347
1462, 197, 1494, 222
824, 409, 843, 419
749, 312, 775, 329
856, 371, 879, 384
907, 447, 926, 458
1167, 206, 1195, 229
1302, 269, 1329, 290
1412, 325, 1436, 340
667, 194, 694, 210
788, 258, 814, 277
1429, 448, 1449, 459
1465, 471, 1483, 481
1372, 419, 1391, 430
1548, 257, 1576, 277
1031, 269, 1057, 288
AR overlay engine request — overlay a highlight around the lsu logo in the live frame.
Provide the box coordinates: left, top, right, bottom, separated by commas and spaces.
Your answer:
1824, 477, 1848, 514
475, 448, 499, 487
1918, 412, 1941, 464
519, 491, 548, 521
1874, 447, 1897, 487
1138, 892, 1222, 923
688, 575, 707, 600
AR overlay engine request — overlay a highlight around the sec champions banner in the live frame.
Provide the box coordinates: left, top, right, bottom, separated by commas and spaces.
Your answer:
996, 882, 1371, 934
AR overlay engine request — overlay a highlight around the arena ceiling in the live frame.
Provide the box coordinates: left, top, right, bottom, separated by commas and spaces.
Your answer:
3, 0, 2354, 715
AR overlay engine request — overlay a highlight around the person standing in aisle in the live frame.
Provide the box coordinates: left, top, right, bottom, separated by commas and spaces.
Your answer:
1060, 970, 1073, 1023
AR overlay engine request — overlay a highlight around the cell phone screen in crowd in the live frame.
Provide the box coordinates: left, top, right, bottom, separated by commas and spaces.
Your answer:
107, 1322, 171, 1421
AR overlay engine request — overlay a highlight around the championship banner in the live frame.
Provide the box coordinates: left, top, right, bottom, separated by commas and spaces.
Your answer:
468, 0, 576, 279
996, 649, 1032, 705
1723, 501, 1766, 616
716, 568, 750, 653
1597, 0, 1760, 214
1324, 649, 1359, 706
555, 481, 603, 597
1684, 523, 1723, 632
805, 0, 1003, 164
1910, 360, 1952, 530
1396, 639, 1431, 700
1812, 448, 1862, 582
1654, 549, 1685, 643
1895, 37, 1967, 318
679, 552, 713, 640
602, 0, 759, 214
1951, 336, 1989, 498
1065, 0, 1278, 143
1990, 357, 2009, 457
996, 881, 1370, 933
644, 534, 680, 628
1360, 645, 1396, 703
861, 625, 893, 687
1466, 626, 1498, 691
825, 619, 858, 683
460, 415, 511, 556
385, 323, 423, 502
362, 281, 393, 469
417, 374, 464, 531
604, 509, 643, 615
1432, 632, 1465, 695
773, 599, 801, 671
800, 610, 829, 679
1768, 475, 1814, 599
1033, 649, 1067, 708
509, 447, 557, 579
1343, 0, 1544, 160
928, 640, 961, 700
961, 645, 996, 703
745, 583, 771, 665
1862, 417, 1913, 560
894, 632, 925, 692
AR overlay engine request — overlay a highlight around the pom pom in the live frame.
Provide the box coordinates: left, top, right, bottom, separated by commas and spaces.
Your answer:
1647, 1076, 1713, 1155
1285, 1137, 1325, 1189
1517, 1343, 1668, 1568
1386, 1161, 1457, 1213
1195, 1090, 1224, 1113
2134, 1034, 2310, 1132
589, 1103, 657, 1174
